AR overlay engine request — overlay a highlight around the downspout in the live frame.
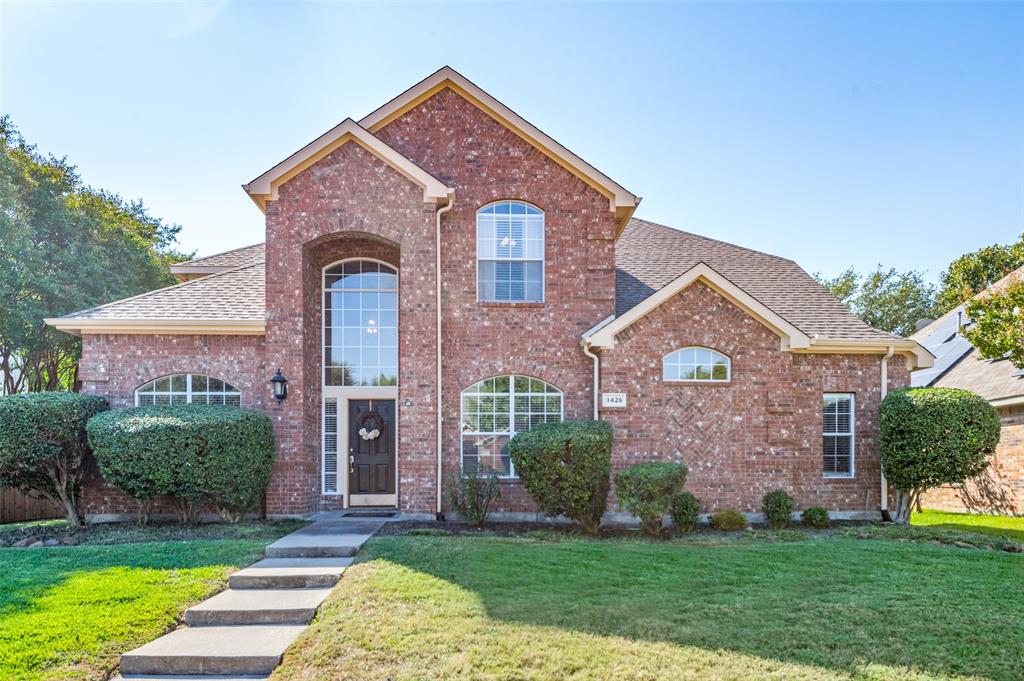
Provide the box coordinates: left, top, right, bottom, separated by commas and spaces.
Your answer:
879, 345, 895, 521
581, 341, 600, 420
435, 194, 454, 520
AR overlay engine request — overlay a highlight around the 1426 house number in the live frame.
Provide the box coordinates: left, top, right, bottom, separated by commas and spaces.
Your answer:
602, 393, 627, 408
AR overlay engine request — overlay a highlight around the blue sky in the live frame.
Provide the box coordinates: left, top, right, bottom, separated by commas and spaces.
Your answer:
2, 1, 1021, 283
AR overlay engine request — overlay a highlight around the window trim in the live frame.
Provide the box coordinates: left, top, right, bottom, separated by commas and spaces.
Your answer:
823, 392, 855, 479
475, 200, 545, 304
460, 374, 564, 479
662, 346, 732, 383
134, 373, 241, 406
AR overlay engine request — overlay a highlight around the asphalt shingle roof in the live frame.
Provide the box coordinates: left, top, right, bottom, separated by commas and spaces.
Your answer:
932, 348, 1024, 402
175, 243, 265, 269
615, 218, 898, 342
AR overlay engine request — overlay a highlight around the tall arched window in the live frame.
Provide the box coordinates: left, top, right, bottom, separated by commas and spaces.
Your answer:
663, 347, 731, 382
477, 201, 544, 302
323, 259, 398, 387
135, 374, 241, 406
461, 375, 562, 477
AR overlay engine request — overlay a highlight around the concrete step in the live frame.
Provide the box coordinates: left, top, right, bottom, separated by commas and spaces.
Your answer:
230, 557, 352, 589
184, 587, 333, 626
119, 625, 305, 676
264, 532, 371, 558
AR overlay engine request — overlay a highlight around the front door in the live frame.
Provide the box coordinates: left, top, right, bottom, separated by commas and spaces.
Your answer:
348, 399, 396, 506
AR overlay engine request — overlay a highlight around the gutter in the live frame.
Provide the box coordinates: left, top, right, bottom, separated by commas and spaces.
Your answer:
879, 345, 895, 521
580, 315, 614, 421
435, 194, 454, 520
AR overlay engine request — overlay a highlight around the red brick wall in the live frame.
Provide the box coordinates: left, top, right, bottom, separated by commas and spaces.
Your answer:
77, 333, 267, 515
375, 88, 618, 512
921, 404, 1024, 516
598, 282, 908, 514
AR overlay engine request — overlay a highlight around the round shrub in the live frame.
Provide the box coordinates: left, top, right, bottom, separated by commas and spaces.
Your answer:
710, 508, 748, 532
762, 489, 794, 529
0, 392, 108, 526
88, 404, 275, 523
670, 491, 701, 533
880, 387, 1000, 524
508, 420, 613, 535
802, 506, 830, 529
615, 462, 688, 537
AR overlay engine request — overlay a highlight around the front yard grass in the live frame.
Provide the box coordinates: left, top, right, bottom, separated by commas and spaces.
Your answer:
913, 508, 1024, 543
276, 534, 1022, 681
0, 521, 301, 681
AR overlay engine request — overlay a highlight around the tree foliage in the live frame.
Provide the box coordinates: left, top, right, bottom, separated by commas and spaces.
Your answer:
936, 235, 1024, 313
0, 116, 188, 394
815, 266, 938, 337
963, 277, 1024, 368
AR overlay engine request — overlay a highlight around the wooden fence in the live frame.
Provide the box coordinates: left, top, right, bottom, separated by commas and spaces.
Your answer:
0, 487, 62, 524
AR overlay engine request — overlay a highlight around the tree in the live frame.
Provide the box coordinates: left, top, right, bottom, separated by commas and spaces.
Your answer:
936, 236, 1024, 313
0, 116, 188, 393
963, 276, 1024, 368
816, 266, 938, 337
880, 388, 1000, 525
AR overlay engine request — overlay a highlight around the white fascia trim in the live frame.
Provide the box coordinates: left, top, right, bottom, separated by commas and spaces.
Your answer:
359, 67, 639, 216
585, 262, 811, 351
244, 118, 453, 209
167, 265, 235, 276
799, 338, 935, 370
989, 395, 1024, 408
44, 318, 266, 337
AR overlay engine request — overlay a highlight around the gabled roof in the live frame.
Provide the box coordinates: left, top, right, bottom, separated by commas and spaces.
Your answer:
931, 348, 1024, 405
359, 67, 639, 230
45, 263, 266, 336
244, 119, 453, 211
170, 243, 264, 281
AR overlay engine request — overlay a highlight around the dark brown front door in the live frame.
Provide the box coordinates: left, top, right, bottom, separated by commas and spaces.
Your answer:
348, 399, 396, 503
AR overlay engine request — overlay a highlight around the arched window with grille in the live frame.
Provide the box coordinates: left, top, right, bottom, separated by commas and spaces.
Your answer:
135, 374, 241, 406
476, 201, 544, 302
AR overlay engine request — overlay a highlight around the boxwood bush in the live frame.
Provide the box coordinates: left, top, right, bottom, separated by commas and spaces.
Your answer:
508, 420, 613, 535
0, 392, 108, 526
880, 387, 1000, 524
87, 404, 275, 523
802, 506, 830, 529
670, 491, 701, 533
710, 508, 748, 532
762, 489, 795, 529
615, 461, 688, 537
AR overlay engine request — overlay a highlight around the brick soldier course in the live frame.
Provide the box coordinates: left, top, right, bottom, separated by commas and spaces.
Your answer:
48, 67, 932, 521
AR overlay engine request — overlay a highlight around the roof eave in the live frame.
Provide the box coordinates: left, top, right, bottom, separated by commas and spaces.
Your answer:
797, 338, 935, 370
45, 318, 266, 337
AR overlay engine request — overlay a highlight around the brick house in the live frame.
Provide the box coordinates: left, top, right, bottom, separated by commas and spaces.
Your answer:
913, 266, 1024, 516
47, 67, 932, 522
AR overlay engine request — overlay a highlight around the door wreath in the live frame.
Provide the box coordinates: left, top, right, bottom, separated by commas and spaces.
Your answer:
356, 410, 385, 441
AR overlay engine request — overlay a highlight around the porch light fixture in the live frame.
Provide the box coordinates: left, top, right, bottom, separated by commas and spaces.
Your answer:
270, 369, 288, 403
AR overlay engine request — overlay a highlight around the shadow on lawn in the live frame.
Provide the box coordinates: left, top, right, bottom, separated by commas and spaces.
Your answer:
364, 535, 1024, 681
919, 521, 1024, 544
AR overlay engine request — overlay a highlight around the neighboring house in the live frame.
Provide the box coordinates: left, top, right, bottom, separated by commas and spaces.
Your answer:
46, 67, 931, 521
913, 266, 1024, 515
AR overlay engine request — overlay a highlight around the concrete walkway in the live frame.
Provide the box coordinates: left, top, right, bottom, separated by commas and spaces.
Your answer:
115, 517, 387, 680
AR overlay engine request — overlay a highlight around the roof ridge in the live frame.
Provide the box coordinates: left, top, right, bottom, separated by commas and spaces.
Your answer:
175, 242, 265, 267
59, 262, 264, 320
627, 217, 796, 264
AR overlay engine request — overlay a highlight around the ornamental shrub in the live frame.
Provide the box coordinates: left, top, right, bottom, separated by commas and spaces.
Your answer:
448, 466, 502, 527
762, 489, 795, 529
670, 491, 702, 533
508, 420, 613, 535
880, 387, 1000, 524
615, 461, 688, 537
0, 392, 108, 527
710, 508, 748, 532
802, 506, 830, 529
88, 404, 275, 523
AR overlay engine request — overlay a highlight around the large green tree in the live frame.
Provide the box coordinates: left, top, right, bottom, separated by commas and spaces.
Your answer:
815, 266, 938, 337
963, 276, 1024, 369
0, 116, 188, 393
936, 235, 1024, 313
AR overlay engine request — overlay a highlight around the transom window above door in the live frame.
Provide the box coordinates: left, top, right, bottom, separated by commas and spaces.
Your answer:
477, 201, 544, 303
323, 259, 398, 387
135, 374, 240, 406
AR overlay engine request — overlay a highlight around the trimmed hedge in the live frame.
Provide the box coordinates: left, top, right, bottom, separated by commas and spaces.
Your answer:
616, 462, 688, 537
711, 508, 748, 532
87, 404, 275, 523
762, 489, 794, 529
670, 491, 701, 533
508, 420, 613, 534
802, 506, 830, 529
0, 392, 108, 526
880, 387, 1000, 524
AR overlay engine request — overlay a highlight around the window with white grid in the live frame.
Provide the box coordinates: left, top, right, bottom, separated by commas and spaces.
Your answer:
135, 374, 241, 406
663, 347, 731, 382
823, 393, 855, 477
477, 201, 544, 302
323, 259, 398, 387
461, 375, 562, 477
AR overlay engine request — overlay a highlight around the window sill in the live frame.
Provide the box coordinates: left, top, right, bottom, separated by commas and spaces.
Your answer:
823, 474, 855, 480
478, 301, 545, 308
663, 380, 732, 387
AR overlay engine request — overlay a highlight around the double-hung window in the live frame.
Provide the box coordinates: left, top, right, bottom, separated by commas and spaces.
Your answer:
477, 201, 544, 302
823, 393, 854, 477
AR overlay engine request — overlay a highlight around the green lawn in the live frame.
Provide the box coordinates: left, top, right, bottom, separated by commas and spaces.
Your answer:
914, 509, 1024, 543
0, 522, 300, 681
276, 534, 1022, 681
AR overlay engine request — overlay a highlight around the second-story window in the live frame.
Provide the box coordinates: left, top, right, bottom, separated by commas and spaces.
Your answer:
477, 200, 544, 303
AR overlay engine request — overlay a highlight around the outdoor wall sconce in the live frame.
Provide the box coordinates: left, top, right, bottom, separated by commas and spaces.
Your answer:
270, 369, 288, 403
